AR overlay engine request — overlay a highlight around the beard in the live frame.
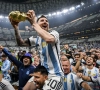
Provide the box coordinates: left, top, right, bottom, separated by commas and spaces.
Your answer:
87, 63, 93, 66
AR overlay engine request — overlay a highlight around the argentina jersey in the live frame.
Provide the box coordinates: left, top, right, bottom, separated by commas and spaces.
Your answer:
64, 73, 83, 90
91, 75, 100, 85
29, 30, 63, 76
82, 66, 100, 90
82, 66, 99, 77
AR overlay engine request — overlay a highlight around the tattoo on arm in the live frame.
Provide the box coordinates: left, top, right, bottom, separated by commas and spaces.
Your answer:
14, 29, 29, 46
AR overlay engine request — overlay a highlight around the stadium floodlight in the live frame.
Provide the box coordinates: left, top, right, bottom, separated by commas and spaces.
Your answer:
81, 2, 85, 6
48, 13, 52, 16
76, 5, 81, 8
37, 14, 48, 18
52, 13, 56, 16
5, 16, 8, 19
62, 9, 68, 13
37, 15, 41, 18
69, 7, 75, 11
56, 11, 61, 15
45, 15, 48, 17
0, 15, 3, 18
71, 7, 75, 10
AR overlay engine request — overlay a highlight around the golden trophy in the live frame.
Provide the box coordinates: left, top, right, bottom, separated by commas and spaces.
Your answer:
9, 11, 27, 22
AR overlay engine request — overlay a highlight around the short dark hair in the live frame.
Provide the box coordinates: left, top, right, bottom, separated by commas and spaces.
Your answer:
1, 54, 7, 57
37, 15, 47, 22
74, 53, 80, 57
34, 66, 48, 75
86, 56, 95, 63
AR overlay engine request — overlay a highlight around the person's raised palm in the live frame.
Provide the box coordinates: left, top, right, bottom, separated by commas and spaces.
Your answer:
9, 16, 19, 29
27, 10, 37, 25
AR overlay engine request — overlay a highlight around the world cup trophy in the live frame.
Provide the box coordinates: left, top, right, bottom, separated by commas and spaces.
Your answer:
9, 11, 27, 22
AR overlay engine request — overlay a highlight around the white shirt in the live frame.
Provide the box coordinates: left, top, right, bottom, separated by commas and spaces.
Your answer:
29, 30, 63, 76
64, 72, 83, 90
82, 66, 99, 89
91, 75, 100, 84
0, 78, 15, 90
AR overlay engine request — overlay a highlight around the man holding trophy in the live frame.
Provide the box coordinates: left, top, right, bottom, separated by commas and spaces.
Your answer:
9, 10, 64, 90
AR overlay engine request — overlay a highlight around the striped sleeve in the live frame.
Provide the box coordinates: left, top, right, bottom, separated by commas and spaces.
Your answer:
91, 76, 100, 83
28, 36, 37, 46
50, 30, 59, 43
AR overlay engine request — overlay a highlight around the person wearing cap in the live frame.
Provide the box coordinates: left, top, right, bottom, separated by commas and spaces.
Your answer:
0, 45, 35, 90
1, 54, 11, 82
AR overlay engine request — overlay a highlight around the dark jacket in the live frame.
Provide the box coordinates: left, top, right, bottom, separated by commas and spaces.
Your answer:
2, 48, 35, 90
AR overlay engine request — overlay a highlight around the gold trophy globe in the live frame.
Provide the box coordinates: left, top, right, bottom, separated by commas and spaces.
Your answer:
9, 11, 27, 22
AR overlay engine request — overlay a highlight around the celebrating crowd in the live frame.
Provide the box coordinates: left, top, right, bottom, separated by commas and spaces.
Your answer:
0, 10, 100, 90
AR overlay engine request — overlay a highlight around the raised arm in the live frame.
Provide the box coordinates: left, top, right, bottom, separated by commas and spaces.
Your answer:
27, 10, 56, 43
74, 53, 83, 72
0, 45, 22, 68
9, 17, 29, 46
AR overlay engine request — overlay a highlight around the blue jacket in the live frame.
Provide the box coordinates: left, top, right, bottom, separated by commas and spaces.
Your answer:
2, 48, 35, 90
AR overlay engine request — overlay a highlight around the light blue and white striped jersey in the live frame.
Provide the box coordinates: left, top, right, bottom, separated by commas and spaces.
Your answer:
1, 59, 11, 81
91, 75, 100, 84
82, 66, 99, 90
29, 30, 63, 76
90, 76, 100, 90
64, 72, 83, 90
82, 66, 99, 77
